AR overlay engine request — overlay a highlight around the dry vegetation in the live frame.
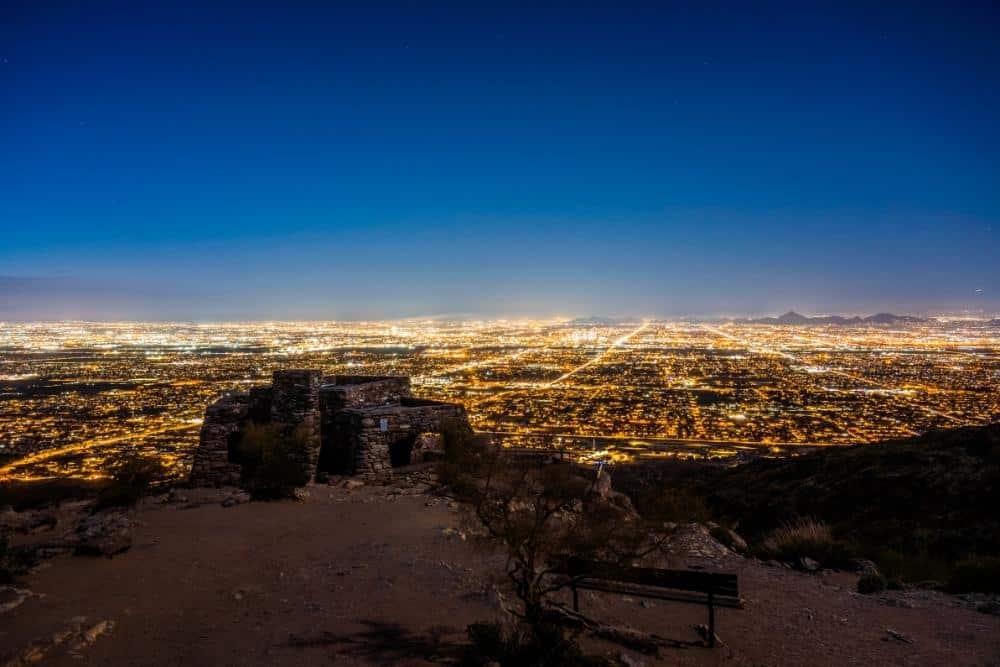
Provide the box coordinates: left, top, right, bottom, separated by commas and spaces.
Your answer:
440, 423, 677, 665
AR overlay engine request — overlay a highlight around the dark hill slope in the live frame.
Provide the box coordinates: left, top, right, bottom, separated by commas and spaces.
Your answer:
614, 424, 1000, 571
706, 424, 1000, 562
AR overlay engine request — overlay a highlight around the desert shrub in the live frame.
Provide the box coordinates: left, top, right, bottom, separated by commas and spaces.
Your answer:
0, 479, 103, 511
95, 451, 168, 510
238, 423, 310, 500
636, 485, 711, 524
0, 533, 34, 584
757, 518, 854, 568
873, 547, 950, 586
462, 621, 597, 667
946, 556, 1000, 594
437, 420, 497, 501
466, 456, 669, 660
857, 572, 887, 594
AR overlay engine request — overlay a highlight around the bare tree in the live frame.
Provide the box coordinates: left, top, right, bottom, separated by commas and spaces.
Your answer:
463, 451, 669, 633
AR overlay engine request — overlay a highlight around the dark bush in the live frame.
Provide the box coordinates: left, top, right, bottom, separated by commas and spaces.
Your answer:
238, 423, 310, 499
0, 479, 103, 511
874, 547, 951, 585
757, 518, 855, 568
0, 534, 34, 584
462, 621, 597, 667
857, 572, 887, 594
947, 556, 1000, 594
437, 420, 496, 501
95, 452, 168, 511
635, 486, 710, 524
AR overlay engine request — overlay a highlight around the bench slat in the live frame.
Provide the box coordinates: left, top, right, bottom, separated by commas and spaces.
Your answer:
571, 579, 743, 608
554, 558, 739, 596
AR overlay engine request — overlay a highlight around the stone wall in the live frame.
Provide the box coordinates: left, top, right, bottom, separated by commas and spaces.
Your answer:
319, 376, 411, 413
318, 376, 411, 472
270, 369, 323, 480
189, 370, 469, 487
188, 393, 249, 487
329, 401, 469, 480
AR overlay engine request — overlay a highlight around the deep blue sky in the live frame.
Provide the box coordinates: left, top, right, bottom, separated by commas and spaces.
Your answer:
2, 1, 998, 320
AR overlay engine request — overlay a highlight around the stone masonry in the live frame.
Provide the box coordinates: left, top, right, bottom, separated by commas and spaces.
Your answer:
269, 369, 322, 481
189, 370, 470, 486
331, 398, 470, 480
188, 393, 249, 487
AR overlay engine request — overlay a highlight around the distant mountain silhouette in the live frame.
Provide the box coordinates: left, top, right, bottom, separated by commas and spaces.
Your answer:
747, 311, 928, 326
567, 316, 641, 326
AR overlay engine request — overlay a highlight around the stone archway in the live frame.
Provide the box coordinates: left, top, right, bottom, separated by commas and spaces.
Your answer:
388, 432, 444, 467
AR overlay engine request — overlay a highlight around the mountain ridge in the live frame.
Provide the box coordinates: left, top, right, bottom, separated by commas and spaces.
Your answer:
746, 311, 928, 326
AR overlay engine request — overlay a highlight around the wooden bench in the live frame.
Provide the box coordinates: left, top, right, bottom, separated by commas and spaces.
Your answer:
552, 557, 741, 647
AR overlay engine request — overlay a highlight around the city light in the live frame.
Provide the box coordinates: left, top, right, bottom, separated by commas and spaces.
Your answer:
0, 319, 997, 481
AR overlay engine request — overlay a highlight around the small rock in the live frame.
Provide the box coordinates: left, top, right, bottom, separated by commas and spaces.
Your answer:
800, 557, 820, 572
219, 492, 250, 507
850, 558, 881, 576
25, 514, 58, 535
976, 601, 1000, 616
166, 488, 189, 504
83, 620, 113, 643
19, 645, 45, 663
342, 480, 365, 491
718, 526, 748, 552
884, 598, 914, 609
885, 628, 913, 644
0, 586, 33, 615
49, 629, 74, 646
619, 651, 646, 667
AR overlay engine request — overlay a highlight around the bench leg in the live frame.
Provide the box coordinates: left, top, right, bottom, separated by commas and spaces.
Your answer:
572, 583, 579, 612
707, 591, 716, 648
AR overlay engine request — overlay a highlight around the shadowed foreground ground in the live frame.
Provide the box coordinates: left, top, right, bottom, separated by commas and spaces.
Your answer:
3, 479, 999, 666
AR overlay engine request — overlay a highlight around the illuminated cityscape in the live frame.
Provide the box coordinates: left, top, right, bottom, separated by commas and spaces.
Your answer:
1, 318, 997, 481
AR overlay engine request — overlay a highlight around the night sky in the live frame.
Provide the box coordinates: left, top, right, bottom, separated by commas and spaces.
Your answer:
2, 1, 998, 320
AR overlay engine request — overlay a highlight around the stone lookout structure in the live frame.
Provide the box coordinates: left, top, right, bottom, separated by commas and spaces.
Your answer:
189, 370, 470, 486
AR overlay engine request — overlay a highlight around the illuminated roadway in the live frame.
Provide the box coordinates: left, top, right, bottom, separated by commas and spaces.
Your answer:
544, 321, 651, 387
0, 421, 202, 481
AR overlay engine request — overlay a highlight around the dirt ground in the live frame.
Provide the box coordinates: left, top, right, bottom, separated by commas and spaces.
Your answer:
3, 480, 999, 666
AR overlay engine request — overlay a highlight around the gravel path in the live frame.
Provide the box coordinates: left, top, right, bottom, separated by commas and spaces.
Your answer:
3, 481, 998, 666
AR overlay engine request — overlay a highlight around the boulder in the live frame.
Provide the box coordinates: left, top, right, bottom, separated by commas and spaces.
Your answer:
591, 468, 639, 518
715, 526, 748, 552
74, 511, 132, 557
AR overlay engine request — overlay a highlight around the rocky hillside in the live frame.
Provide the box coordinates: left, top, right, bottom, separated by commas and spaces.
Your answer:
616, 424, 1000, 579
711, 424, 1000, 558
